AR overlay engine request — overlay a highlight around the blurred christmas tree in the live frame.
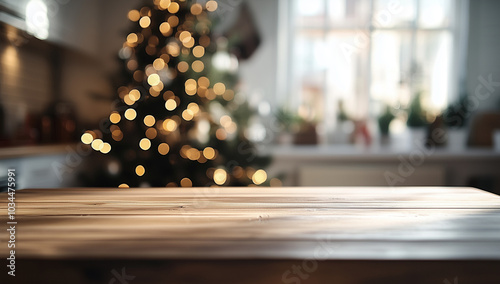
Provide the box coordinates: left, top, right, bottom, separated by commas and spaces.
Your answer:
81, 0, 271, 187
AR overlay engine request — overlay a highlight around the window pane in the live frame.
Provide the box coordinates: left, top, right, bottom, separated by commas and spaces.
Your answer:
325, 31, 370, 120
295, 0, 326, 27
418, 0, 453, 28
373, 0, 416, 28
415, 31, 452, 113
327, 0, 371, 28
291, 30, 327, 120
371, 31, 413, 108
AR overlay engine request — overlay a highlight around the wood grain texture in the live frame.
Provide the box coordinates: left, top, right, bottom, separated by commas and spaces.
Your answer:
1, 187, 500, 261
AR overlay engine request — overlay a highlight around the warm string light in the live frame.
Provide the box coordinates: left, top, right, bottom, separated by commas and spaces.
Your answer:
106, 1, 276, 188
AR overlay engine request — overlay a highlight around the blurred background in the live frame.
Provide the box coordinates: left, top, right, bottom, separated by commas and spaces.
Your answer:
0, 0, 499, 193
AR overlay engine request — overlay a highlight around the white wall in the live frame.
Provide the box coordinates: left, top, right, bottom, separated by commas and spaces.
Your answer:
466, 0, 500, 111
238, 0, 280, 107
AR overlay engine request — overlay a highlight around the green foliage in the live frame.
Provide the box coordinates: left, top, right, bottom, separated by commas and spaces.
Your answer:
407, 92, 428, 128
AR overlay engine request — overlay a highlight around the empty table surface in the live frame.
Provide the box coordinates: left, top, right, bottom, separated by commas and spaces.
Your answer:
1, 186, 500, 260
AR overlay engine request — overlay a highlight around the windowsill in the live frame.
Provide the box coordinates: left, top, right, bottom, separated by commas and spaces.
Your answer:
0, 144, 73, 160
260, 144, 500, 162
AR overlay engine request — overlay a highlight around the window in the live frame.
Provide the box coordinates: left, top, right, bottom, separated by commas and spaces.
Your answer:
280, 0, 468, 139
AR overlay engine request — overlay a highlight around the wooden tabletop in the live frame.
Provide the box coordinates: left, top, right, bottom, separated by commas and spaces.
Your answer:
2, 186, 500, 261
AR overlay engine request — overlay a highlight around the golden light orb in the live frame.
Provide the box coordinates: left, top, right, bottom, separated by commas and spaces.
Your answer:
145, 128, 157, 139
124, 108, 137, 121
206, 0, 218, 12
118, 183, 130, 188
165, 99, 177, 111
180, 177, 192, 187
193, 46, 205, 58
159, 0, 171, 10
81, 133, 94, 145
168, 2, 180, 13
153, 58, 165, 70
128, 10, 141, 22
177, 61, 189, 73
139, 16, 151, 28
143, 115, 156, 127
163, 119, 178, 132
182, 109, 194, 121
252, 169, 268, 185
203, 147, 216, 160
100, 143, 112, 154
198, 76, 210, 87
147, 74, 161, 86
135, 165, 146, 176
158, 143, 170, 155
159, 22, 171, 34
129, 89, 141, 101
191, 3, 203, 15
126, 33, 138, 44
187, 103, 200, 114
139, 138, 151, 151
192, 60, 204, 73
213, 169, 227, 185
91, 139, 104, 151
213, 82, 226, 95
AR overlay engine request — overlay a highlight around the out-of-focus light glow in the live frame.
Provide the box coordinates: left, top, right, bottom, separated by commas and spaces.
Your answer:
198, 77, 210, 88
110, 112, 121, 124
119, 183, 130, 188
180, 177, 192, 187
168, 2, 180, 13
213, 83, 226, 95
135, 165, 145, 176
153, 58, 165, 70
159, 22, 171, 34
81, 133, 93, 145
213, 169, 227, 185
129, 89, 141, 101
191, 3, 203, 15
203, 147, 216, 160
177, 61, 189, 73
91, 139, 104, 151
182, 109, 194, 121
143, 115, 156, 127
163, 119, 178, 132
124, 108, 137, 120
193, 46, 205, 58
270, 178, 283, 187
216, 129, 227, 140
159, 0, 171, 10
146, 128, 157, 139
158, 143, 170, 155
206, 0, 218, 12
168, 16, 179, 27
192, 60, 204, 73
252, 169, 268, 185
139, 16, 151, 28
26, 0, 49, 40
128, 10, 140, 21
165, 99, 177, 111
101, 143, 112, 154
147, 74, 161, 86
127, 33, 138, 44
139, 138, 151, 150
